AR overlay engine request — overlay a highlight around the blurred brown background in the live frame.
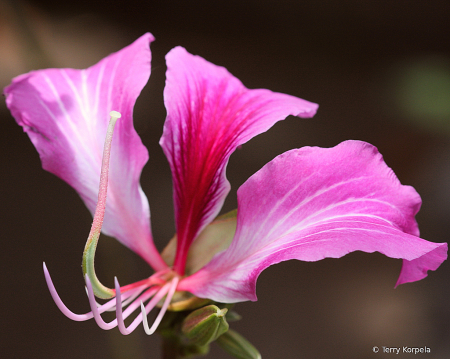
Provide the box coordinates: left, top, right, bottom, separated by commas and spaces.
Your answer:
1, 0, 449, 358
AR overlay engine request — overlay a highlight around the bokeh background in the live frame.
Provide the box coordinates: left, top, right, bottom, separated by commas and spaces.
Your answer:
1, 0, 450, 358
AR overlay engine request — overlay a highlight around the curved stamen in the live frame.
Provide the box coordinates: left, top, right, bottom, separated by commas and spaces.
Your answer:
141, 277, 179, 335
86, 275, 117, 330
115, 277, 135, 334
44, 262, 134, 320
85, 273, 170, 333
44, 262, 94, 321
118, 286, 160, 329
116, 279, 172, 335
45, 262, 164, 331
106, 285, 147, 311
46, 261, 181, 335
87, 284, 147, 312
82, 111, 122, 299
85, 275, 159, 331
87, 269, 173, 312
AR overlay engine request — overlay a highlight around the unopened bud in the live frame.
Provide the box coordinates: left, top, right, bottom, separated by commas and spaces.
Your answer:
182, 305, 229, 346
216, 329, 261, 359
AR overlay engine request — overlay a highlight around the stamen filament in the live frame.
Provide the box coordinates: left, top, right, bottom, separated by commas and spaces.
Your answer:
86, 275, 117, 330
45, 262, 180, 335
85, 275, 161, 331
86, 284, 147, 312
119, 281, 172, 335
44, 262, 134, 320
82, 111, 122, 299
141, 277, 179, 335
119, 287, 160, 324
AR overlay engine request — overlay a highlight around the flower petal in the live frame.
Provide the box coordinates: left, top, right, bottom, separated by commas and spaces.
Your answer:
180, 141, 447, 302
5, 34, 167, 270
161, 47, 318, 273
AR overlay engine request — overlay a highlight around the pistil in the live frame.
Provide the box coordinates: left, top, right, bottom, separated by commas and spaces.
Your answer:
82, 111, 122, 299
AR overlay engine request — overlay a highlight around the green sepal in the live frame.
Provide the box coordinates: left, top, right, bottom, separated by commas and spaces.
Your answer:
225, 310, 242, 322
216, 209, 237, 220
162, 209, 237, 275
168, 293, 211, 312
182, 305, 229, 346
220, 303, 242, 322
216, 329, 261, 359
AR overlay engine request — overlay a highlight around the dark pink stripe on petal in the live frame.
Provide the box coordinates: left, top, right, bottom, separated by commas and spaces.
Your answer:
180, 141, 447, 302
161, 47, 318, 274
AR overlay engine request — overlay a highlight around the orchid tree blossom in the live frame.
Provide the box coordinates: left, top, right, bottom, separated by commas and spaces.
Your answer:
5, 33, 447, 357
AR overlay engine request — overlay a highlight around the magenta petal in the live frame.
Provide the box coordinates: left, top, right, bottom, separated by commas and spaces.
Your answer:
161, 47, 318, 273
180, 141, 447, 302
5, 34, 166, 270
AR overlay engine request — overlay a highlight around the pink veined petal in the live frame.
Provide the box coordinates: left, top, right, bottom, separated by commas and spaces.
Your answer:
180, 140, 448, 302
5, 34, 166, 271
161, 47, 319, 274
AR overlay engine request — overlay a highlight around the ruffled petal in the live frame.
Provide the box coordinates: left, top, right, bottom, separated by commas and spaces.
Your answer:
5, 34, 167, 270
161, 47, 318, 273
180, 141, 447, 302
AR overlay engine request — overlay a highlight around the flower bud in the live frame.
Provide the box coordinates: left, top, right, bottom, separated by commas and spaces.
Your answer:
181, 305, 229, 346
216, 329, 261, 359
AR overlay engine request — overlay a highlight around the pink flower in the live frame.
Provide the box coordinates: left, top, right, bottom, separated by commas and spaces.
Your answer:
4, 33, 447, 337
